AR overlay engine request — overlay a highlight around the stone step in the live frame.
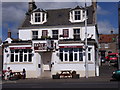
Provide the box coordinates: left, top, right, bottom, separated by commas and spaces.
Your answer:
41, 70, 51, 78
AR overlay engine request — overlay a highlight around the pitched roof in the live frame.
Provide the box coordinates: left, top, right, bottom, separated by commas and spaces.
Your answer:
99, 34, 118, 43
19, 5, 95, 29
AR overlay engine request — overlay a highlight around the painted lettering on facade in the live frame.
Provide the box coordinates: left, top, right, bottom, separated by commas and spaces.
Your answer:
34, 43, 47, 50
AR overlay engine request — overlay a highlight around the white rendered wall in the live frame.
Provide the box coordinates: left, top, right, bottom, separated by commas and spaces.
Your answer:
3, 45, 39, 78
18, 26, 96, 41
19, 30, 32, 40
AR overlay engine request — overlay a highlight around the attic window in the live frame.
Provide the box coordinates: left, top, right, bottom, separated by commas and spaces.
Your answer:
70, 9, 86, 23
30, 11, 47, 24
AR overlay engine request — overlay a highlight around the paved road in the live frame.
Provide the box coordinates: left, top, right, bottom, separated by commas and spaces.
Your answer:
2, 63, 120, 89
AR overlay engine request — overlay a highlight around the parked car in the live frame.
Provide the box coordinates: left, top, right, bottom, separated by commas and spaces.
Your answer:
105, 56, 109, 61
112, 70, 120, 80
108, 53, 118, 63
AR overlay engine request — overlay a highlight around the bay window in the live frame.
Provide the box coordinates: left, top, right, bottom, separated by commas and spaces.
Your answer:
59, 48, 83, 62
10, 49, 33, 63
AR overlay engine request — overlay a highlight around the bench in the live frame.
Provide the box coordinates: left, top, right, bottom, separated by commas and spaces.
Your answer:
59, 70, 72, 78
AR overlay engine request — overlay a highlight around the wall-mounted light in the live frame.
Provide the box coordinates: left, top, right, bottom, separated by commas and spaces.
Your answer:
5, 49, 8, 52
7, 54, 9, 57
56, 53, 59, 56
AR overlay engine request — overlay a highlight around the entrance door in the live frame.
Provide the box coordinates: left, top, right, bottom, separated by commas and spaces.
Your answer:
41, 52, 52, 78
41, 52, 52, 71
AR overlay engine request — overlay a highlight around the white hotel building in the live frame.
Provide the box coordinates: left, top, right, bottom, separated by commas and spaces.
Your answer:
3, 0, 99, 78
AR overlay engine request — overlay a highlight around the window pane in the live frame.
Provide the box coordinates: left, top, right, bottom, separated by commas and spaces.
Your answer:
24, 49, 27, 53
75, 11, 81, 20
88, 53, 91, 61
79, 48, 82, 52
52, 30, 58, 39
20, 53, 23, 62
74, 48, 78, 52
11, 50, 14, 53
15, 50, 19, 53
64, 48, 68, 52
32, 31, 38, 39
42, 30, 48, 37
28, 54, 32, 62
28, 49, 32, 53
15, 55, 18, 62
11, 54, 14, 62
42, 13, 45, 21
74, 53, 77, 61
60, 53, 63, 61
65, 54, 68, 61
69, 49, 73, 61
24, 54, 27, 62
74, 29, 80, 39
79, 53, 83, 61
63, 29, 69, 37
88, 48, 91, 51
35, 13, 41, 22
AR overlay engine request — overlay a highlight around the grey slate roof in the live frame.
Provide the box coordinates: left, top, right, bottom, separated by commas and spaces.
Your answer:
19, 5, 94, 29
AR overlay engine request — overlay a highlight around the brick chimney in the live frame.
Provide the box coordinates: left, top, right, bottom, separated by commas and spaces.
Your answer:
8, 28, 11, 38
92, 0, 97, 24
28, 0, 37, 12
111, 30, 113, 34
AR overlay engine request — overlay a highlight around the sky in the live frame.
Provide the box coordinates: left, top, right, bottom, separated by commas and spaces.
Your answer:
0, 1, 119, 41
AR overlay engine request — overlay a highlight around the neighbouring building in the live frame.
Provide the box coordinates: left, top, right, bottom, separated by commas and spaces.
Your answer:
99, 33, 119, 58
0, 38, 2, 71
2, 0, 99, 78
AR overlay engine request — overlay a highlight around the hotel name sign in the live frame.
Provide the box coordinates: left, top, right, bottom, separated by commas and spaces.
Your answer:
34, 43, 47, 50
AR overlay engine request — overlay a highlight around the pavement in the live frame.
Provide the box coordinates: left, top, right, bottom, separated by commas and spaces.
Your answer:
1, 63, 118, 83
1, 63, 120, 89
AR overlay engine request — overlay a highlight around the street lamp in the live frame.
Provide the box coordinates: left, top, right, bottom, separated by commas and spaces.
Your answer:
85, 1, 88, 78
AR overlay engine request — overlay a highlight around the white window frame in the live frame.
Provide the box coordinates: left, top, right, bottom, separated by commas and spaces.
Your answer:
60, 48, 83, 62
52, 30, 59, 39
73, 29, 80, 39
30, 12, 47, 24
10, 49, 32, 63
69, 9, 86, 23
32, 31, 38, 39
88, 47, 92, 61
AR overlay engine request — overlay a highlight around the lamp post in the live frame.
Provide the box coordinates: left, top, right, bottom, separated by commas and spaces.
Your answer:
118, 2, 120, 70
85, 2, 88, 78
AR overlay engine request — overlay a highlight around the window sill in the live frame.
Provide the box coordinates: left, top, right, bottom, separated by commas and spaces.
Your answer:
58, 61, 94, 64
7, 62, 33, 64
58, 61, 84, 64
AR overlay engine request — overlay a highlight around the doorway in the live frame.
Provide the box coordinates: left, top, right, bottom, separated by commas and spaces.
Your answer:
41, 52, 52, 78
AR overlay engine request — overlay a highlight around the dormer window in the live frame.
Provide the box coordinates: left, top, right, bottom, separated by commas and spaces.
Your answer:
69, 6, 86, 23
30, 8, 47, 24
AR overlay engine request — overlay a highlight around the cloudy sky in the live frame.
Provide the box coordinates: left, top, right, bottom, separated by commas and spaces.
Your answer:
1, 0, 119, 41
